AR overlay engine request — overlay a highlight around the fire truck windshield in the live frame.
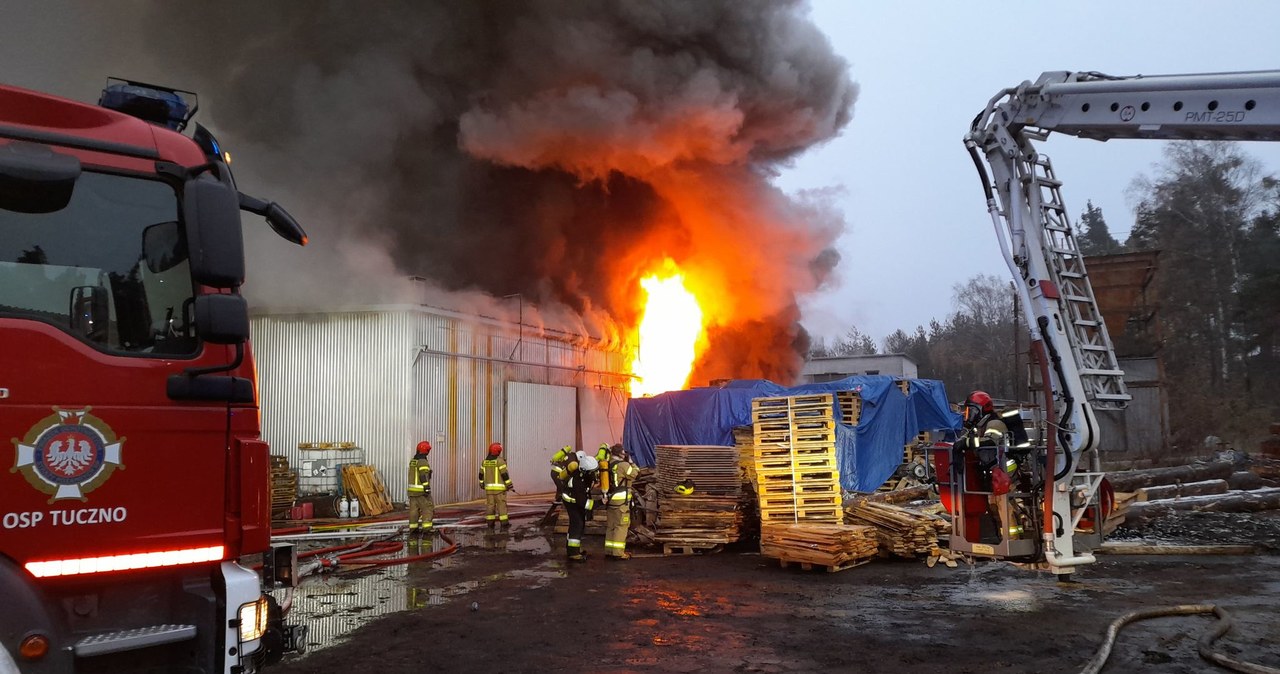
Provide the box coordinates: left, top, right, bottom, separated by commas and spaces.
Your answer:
0, 170, 198, 355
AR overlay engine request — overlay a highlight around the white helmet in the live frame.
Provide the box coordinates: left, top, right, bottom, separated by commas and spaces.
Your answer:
579, 455, 599, 472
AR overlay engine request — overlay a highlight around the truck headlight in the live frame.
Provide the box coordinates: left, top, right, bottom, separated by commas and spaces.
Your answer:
238, 596, 270, 643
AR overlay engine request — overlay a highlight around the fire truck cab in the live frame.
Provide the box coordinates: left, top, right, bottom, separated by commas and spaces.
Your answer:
0, 79, 305, 672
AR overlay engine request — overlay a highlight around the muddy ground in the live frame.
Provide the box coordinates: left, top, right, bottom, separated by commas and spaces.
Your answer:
269, 509, 1280, 674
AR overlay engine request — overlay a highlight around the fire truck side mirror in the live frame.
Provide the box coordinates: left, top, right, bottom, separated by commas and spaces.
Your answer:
193, 293, 249, 344
183, 177, 245, 288
0, 141, 81, 214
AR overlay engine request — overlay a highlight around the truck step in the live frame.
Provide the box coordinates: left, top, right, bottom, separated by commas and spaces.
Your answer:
74, 624, 197, 657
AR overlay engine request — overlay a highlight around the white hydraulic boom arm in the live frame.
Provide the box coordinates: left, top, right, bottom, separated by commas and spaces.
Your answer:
964, 69, 1280, 574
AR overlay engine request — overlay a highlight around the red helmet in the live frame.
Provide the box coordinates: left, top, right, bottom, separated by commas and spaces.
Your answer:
963, 391, 994, 424
416, 441, 432, 454
488, 442, 502, 456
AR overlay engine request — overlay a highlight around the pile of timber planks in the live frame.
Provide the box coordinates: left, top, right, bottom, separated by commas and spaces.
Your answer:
270, 455, 296, 517
845, 501, 949, 558
653, 445, 743, 551
760, 523, 878, 572
751, 393, 843, 526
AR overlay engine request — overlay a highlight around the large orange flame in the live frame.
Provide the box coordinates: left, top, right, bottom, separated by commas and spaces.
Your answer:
630, 261, 705, 397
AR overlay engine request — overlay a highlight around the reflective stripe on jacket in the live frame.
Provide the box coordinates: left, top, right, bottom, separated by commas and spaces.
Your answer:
408, 455, 431, 495
479, 458, 513, 492
560, 471, 596, 508
607, 460, 639, 505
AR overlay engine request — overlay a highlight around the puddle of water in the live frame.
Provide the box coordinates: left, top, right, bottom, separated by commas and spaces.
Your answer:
277, 527, 562, 654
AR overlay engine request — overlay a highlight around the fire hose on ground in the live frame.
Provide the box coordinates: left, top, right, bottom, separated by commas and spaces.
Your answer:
294, 532, 460, 577
1080, 604, 1280, 674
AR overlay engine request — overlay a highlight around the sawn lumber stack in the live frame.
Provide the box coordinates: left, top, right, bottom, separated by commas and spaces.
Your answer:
845, 500, 948, 558
760, 523, 879, 571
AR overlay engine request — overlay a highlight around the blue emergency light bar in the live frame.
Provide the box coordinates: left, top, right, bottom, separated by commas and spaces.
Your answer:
98, 78, 198, 132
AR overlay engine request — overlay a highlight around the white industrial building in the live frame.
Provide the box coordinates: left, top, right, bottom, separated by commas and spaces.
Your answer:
799, 354, 918, 383
249, 304, 632, 505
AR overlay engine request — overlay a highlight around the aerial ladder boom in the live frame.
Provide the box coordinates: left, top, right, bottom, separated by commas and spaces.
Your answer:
962, 69, 1280, 575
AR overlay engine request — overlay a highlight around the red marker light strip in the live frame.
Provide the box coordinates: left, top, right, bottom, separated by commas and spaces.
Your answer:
24, 545, 225, 578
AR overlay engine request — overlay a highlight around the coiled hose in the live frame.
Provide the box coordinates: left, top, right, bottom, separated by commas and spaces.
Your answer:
1080, 604, 1280, 674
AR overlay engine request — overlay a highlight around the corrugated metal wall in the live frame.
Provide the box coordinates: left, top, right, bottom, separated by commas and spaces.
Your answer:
504, 382, 577, 493
252, 311, 413, 496
252, 306, 631, 507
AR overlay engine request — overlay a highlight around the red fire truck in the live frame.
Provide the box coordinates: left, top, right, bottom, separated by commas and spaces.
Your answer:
1, 79, 306, 672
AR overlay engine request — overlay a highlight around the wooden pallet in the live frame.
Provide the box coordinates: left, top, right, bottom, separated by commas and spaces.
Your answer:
298, 441, 358, 450
777, 558, 870, 573
753, 442, 836, 458
753, 418, 837, 434
760, 507, 842, 524
757, 479, 840, 496
755, 429, 837, 445
753, 393, 834, 408
340, 464, 393, 516
751, 407, 834, 424
756, 454, 838, 472
756, 469, 840, 485
662, 542, 724, 556
759, 493, 843, 510
269, 455, 296, 515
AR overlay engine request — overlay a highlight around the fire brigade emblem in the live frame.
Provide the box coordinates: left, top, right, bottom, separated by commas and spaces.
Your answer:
10, 407, 125, 503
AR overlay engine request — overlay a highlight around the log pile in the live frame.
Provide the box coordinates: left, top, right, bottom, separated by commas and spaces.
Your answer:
1106, 461, 1234, 492
1124, 487, 1280, 526
1105, 457, 1280, 528
1138, 479, 1228, 501
751, 394, 843, 526
845, 501, 949, 558
759, 523, 879, 571
653, 445, 743, 550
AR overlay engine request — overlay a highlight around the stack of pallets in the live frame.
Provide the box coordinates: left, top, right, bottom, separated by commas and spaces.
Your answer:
270, 455, 296, 518
751, 393, 842, 526
759, 523, 879, 572
653, 445, 742, 554
753, 393, 863, 569
836, 390, 862, 426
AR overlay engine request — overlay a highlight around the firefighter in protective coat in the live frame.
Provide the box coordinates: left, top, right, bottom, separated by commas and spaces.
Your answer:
955, 391, 1032, 542
603, 444, 640, 560
407, 441, 434, 537
556, 453, 600, 562
479, 442, 515, 529
549, 445, 574, 503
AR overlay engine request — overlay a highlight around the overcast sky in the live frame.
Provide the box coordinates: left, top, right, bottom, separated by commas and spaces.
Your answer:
784, 1, 1280, 345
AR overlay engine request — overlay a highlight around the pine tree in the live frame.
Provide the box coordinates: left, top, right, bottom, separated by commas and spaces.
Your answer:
1076, 200, 1122, 255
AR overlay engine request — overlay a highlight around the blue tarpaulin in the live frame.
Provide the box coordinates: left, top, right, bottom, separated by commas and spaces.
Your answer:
622, 376, 962, 493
